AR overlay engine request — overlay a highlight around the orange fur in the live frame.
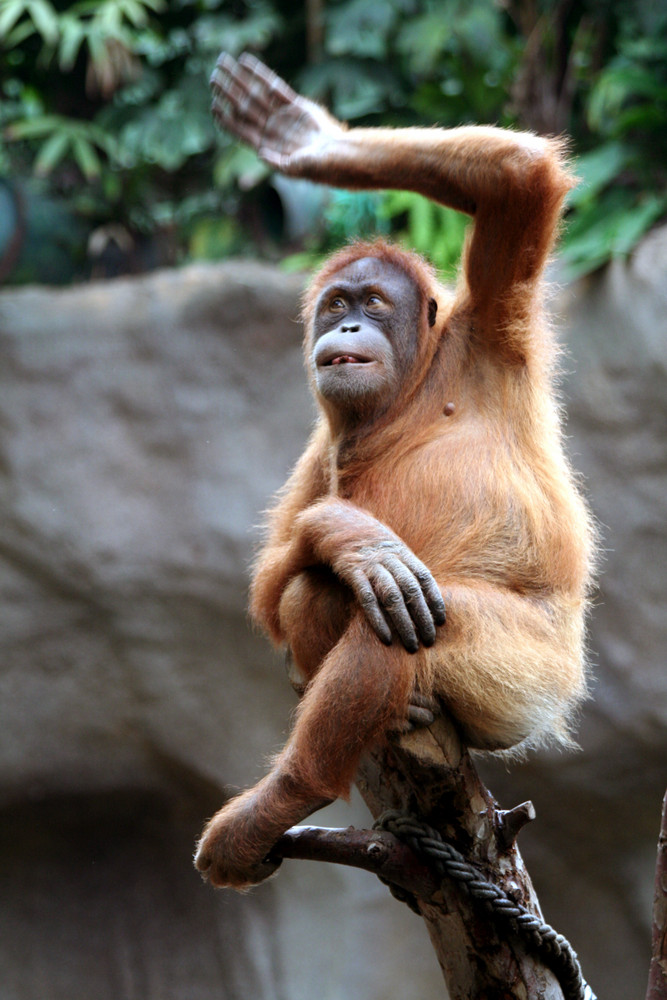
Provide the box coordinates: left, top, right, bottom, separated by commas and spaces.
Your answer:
196, 63, 596, 889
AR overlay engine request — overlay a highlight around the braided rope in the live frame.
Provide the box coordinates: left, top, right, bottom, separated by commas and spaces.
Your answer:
374, 811, 597, 1000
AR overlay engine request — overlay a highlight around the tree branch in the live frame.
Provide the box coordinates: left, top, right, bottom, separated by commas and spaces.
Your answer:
646, 788, 667, 1000
354, 712, 568, 998
273, 824, 440, 899
271, 703, 583, 999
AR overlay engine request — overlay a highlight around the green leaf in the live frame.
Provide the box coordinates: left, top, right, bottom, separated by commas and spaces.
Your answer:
0, 0, 27, 39
588, 60, 667, 134
562, 188, 667, 279
567, 142, 633, 208
33, 128, 69, 174
397, 12, 455, 74
71, 133, 101, 178
280, 250, 324, 273
600, 64, 667, 101
57, 14, 85, 70
188, 216, 240, 261
2, 16, 37, 46
409, 195, 434, 252
26, 0, 58, 45
378, 189, 468, 276
213, 145, 267, 190
118, 0, 164, 28
86, 26, 106, 65
614, 103, 667, 135
327, 0, 396, 60
608, 193, 667, 255
113, 0, 147, 27
4, 114, 60, 139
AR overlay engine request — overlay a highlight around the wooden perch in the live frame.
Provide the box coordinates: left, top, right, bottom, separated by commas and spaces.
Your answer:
271, 703, 667, 1000
359, 713, 575, 999
273, 706, 579, 1000
273, 824, 441, 900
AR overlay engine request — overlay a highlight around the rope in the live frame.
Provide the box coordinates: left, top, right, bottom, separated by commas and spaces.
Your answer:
374, 811, 597, 1000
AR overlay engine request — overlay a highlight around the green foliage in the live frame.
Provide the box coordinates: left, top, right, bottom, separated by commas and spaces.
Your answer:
379, 192, 469, 279
563, 186, 667, 279
395, 1, 517, 124
324, 189, 389, 242
0, 0, 665, 284
5, 113, 112, 177
280, 187, 468, 280
0, 0, 165, 84
563, 137, 667, 278
0, 0, 287, 279
559, 8, 667, 278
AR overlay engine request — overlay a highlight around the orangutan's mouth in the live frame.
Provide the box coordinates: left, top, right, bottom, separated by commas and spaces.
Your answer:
322, 354, 372, 366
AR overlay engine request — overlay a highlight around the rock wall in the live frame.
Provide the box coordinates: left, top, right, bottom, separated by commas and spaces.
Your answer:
0, 233, 665, 999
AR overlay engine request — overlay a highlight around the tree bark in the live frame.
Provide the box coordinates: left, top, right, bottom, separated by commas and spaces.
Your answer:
355, 713, 566, 1000
276, 708, 571, 999
646, 790, 667, 1000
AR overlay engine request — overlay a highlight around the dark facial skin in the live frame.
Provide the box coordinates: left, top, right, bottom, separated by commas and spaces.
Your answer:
310, 258, 424, 422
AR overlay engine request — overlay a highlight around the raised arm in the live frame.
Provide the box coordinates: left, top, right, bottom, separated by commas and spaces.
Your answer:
211, 53, 574, 322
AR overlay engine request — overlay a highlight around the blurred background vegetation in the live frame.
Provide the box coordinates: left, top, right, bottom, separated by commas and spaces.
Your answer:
0, 0, 665, 285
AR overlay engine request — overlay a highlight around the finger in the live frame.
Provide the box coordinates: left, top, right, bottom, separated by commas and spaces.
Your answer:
211, 54, 252, 112
370, 564, 420, 653
209, 50, 236, 92
348, 569, 392, 646
211, 54, 278, 142
211, 58, 267, 139
211, 59, 257, 138
403, 555, 446, 626
232, 56, 290, 123
211, 52, 272, 106
383, 554, 437, 646
407, 704, 435, 727
228, 54, 298, 139
210, 59, 237, 125
238, 53, 299, 106
211, 100, 264, 149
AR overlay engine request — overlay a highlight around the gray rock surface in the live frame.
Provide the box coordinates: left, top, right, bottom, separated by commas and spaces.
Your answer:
481, 228, 667, 998
0, 234, 665, 999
